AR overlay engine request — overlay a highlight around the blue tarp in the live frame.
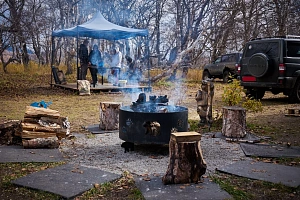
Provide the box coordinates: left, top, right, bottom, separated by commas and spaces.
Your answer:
52, 12, 148, 40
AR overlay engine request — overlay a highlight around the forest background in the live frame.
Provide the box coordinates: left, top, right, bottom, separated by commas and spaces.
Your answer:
1, 0, 299, 75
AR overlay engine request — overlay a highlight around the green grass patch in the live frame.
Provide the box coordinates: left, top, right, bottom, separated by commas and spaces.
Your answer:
211, 175, 252, 200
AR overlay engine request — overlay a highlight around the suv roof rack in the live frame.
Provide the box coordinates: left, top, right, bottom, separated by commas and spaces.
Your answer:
251, 35, 300, 41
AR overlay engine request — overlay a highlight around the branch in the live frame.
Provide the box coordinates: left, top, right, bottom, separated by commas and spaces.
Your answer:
147, 14, 214, 83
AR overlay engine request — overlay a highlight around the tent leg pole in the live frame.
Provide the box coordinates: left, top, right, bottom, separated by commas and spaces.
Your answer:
147, 36, 151, 88
76, 33, 79, 90
50, 36, 55, 88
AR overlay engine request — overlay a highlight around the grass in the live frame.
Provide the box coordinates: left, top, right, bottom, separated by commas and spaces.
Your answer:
0, 162, 64, 200
1, 62, 300, 199
211, 172, 300, 200
78, 171, 144, 200
211, 175, 252, 200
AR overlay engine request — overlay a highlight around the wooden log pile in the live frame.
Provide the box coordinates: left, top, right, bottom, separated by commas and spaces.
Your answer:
0, 118, 22, 145
21, 106, 70, 148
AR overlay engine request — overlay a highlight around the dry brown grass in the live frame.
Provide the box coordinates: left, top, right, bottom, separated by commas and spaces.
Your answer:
0, 63, 300, 199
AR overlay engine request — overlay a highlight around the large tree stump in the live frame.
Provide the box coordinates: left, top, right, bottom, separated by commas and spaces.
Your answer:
99, 102, 122, 130
222, 106, 246, 138
162, 132, 207, 185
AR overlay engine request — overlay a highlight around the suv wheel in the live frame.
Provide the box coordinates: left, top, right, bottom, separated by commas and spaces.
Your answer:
289, 79, 300, 103
223, 70, 231, 83
246, 88, 265, 100
202, 70, 211, 80
248, 53, 269, 77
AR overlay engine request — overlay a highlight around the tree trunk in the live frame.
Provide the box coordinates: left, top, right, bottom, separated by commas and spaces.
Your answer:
222, 106, 246, 138
99, 102, 122, 130
162, 132, 207, 185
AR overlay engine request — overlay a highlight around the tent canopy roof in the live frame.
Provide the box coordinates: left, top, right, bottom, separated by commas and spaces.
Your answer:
52, 12, 148, 40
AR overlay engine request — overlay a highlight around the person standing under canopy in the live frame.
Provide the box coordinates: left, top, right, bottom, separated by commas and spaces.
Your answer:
78, 39, 89, 80
110, 47, 122, 86
89, 44, 102, 87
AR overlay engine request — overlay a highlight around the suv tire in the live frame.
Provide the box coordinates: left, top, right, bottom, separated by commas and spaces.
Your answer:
202, 70, 211, 80
248, 53, 269, 77
246, 88, 265, 100
289, 79, 300, 103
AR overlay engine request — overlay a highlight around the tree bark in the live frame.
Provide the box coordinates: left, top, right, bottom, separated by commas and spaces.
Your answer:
99, 102, 122, 130
222, 106, 246, 138
162, 132, 207, 185
22, 137, 59, 149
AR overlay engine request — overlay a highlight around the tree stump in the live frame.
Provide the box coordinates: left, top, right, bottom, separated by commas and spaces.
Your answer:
99, 102, 122, 130
162, 132, 207, 185
222, 106, 246, 138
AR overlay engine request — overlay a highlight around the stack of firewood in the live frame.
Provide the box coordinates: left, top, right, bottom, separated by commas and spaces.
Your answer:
21, 106, 70, 148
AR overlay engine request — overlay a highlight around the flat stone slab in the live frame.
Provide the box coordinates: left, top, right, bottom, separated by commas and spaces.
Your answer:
0, 145, 64, 163
240, 143, 300, 158
134, 174, 231, 200
216, 160, 300, 187
12, 164, 120, 199
85, 124, 118, 134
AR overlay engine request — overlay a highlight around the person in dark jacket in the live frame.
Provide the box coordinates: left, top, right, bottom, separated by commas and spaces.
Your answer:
78, 39, 89, 80
88, 44, 102, 87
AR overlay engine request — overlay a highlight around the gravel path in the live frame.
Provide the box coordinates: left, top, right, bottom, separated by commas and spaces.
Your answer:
59, 131, 249, 176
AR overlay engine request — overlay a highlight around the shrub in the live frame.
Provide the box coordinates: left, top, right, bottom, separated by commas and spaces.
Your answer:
222, 79, 263, 113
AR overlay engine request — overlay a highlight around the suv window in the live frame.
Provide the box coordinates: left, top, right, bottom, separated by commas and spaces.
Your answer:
221, 55, 229, 62
245, 42, 279, 58
214, 57, 221, 63
287, 41, 300, 57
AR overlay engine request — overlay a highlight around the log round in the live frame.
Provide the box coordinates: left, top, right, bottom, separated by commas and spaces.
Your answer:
222, 106, 246, 138
99, 102, 122, 130
22, 137, 59, 149
162, 132, 207, 185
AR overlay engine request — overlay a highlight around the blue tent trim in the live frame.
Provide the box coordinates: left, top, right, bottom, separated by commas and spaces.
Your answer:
52, 12, 148, 40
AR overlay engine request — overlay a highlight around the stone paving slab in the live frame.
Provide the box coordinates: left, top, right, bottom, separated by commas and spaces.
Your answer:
240, 143, 300, 158
0, 145, 64, 163
85, 124, 118, 134
134, 174, 231, 200
12, 163, 120, 199
216, 160, 300, 187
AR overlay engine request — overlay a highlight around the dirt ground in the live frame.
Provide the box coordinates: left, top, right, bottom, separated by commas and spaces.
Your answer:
0, 73, 299, 199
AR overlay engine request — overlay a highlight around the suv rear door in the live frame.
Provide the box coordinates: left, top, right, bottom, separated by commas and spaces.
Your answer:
285, 40, 300, 77
241, 40, 281, 85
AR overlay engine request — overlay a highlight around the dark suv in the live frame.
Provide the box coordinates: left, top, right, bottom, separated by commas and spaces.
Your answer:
239, 36, 300, 102
202, 53, 242, 83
